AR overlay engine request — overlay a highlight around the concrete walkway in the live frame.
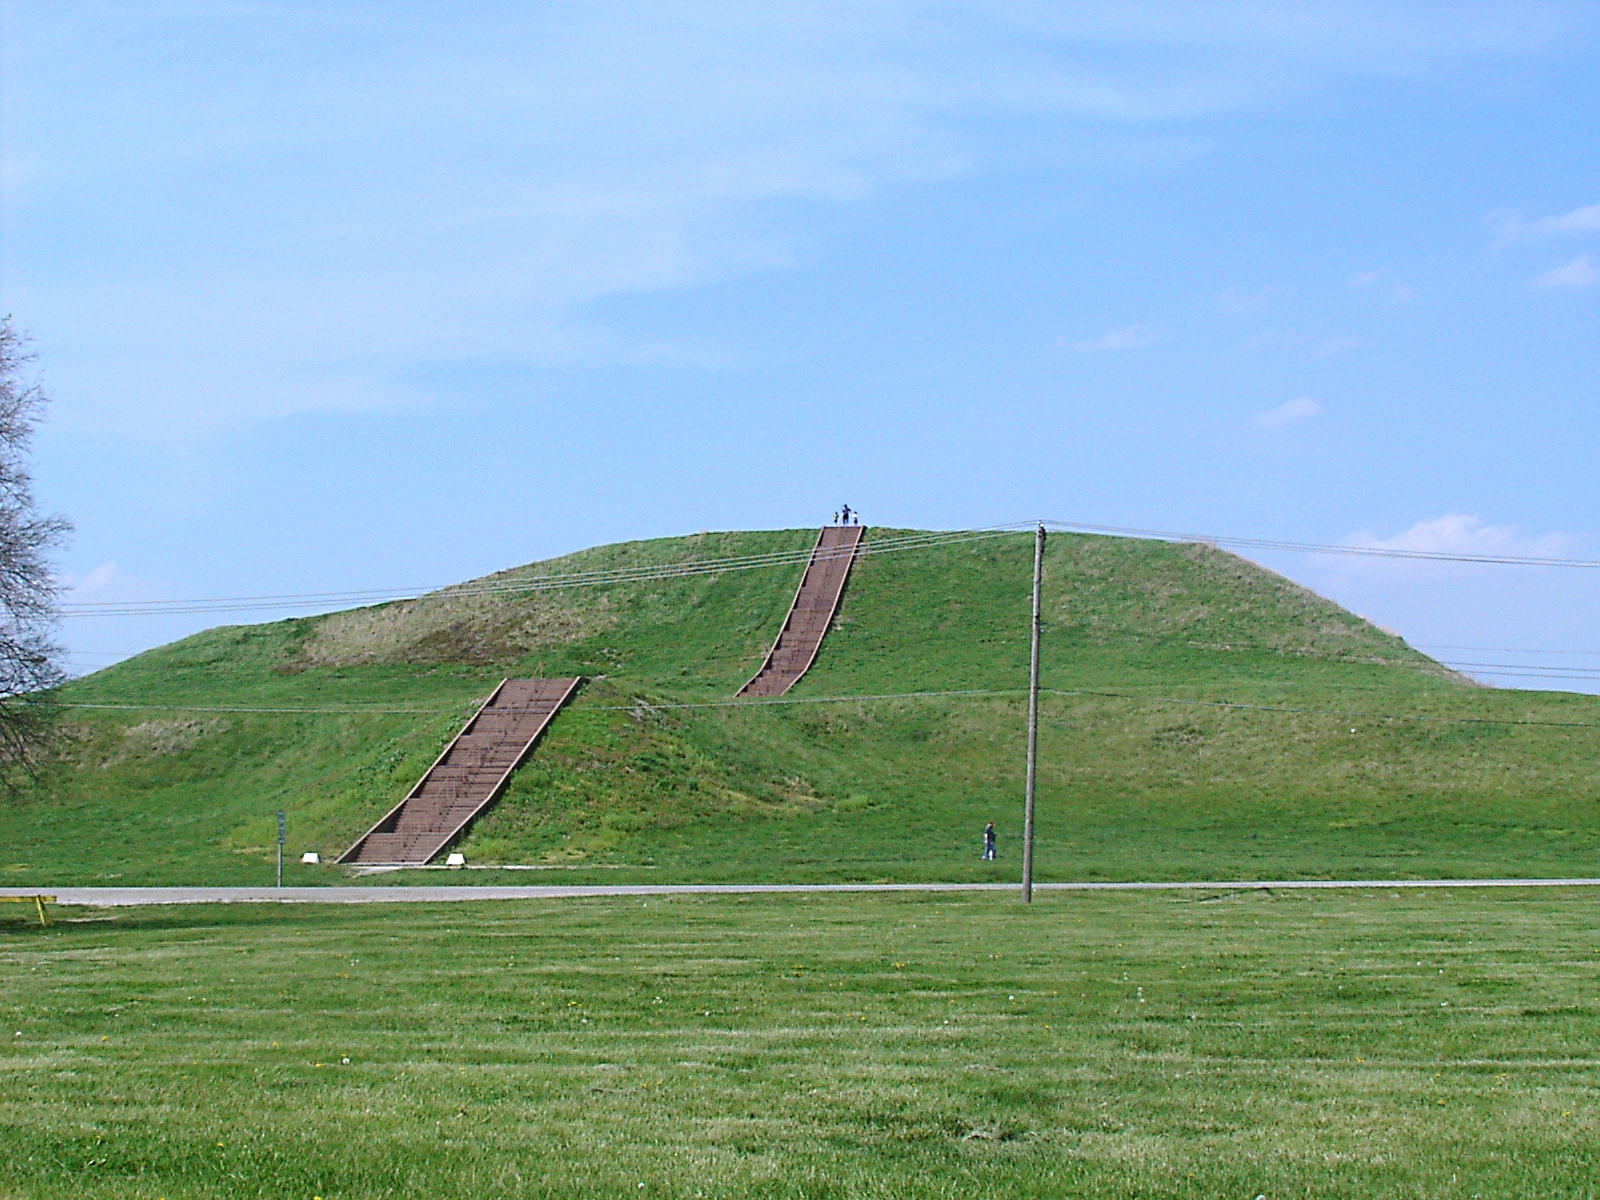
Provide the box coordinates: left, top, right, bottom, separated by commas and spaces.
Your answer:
6, 879, 1600, 906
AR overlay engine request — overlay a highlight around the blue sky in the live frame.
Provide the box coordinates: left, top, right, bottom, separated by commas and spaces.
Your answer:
3, 2, 1597, 690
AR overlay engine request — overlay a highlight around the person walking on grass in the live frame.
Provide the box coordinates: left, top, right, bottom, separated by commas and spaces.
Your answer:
982, 821, 996, 860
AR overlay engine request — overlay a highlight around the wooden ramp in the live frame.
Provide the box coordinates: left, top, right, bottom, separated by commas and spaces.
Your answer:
738, 525, 863, 697
339, 677, 580, 865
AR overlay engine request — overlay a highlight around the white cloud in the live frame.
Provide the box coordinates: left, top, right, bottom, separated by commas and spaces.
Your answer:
1255, 396, 1321, 428
5, 3, 1588, 435
1346, 268, 1414, 304
1494, 201, 1600, 242
1529, 203, 1600, 236
1538, 202, 1600, 235
1312, 336, 1368, 358
63, 561, 126, 599
1531, 254, 1600, 289
1341, 514, 1577, 569
1219, 285, 1279, 312
1070, 325, 1157, 352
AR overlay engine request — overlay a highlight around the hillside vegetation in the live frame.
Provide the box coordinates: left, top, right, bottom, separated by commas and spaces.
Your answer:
5, 529, 1599, 885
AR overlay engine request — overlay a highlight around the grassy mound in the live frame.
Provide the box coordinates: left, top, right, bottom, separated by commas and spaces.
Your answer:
5, 529, 1599, 885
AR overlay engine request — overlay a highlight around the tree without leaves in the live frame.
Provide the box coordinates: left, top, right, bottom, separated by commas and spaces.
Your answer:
0, 317, 70, 776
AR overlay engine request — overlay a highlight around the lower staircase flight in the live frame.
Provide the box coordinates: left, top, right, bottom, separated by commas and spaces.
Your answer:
339, 676, 581, 865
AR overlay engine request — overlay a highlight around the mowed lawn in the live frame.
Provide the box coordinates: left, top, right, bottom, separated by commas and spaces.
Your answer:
3, 891, 1598, 1198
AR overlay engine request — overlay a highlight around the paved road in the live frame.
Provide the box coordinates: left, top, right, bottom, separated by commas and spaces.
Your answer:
6, 879, 1600, 906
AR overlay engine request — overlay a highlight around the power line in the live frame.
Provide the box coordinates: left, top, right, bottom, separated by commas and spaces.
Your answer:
57, 630, 1600, 690
33, 685, 1600, 729
1042, 520, 1600, 568
1439, 660, 1600, 675
1035, 689, 1600, 728
1418, 644, 1600, 657
37, 701, 472, 715
59, 526, 1025, 618
57, 517, 1600, 621
1445, 669, 1600, 683
56, 635, 1600, 693
31, 689, 1021, 716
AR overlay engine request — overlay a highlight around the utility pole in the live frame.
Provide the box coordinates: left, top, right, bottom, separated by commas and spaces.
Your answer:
276, 810, 286, 888
1022, 522, 1044, 903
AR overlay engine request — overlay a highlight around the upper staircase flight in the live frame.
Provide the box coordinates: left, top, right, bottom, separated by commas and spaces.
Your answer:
738, 525, 864, 697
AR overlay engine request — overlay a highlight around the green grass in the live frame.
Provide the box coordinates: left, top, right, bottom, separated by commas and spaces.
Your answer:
4, 890, 1599, 1197
6, 529, 1600, 886
10, 530, 1598, 1197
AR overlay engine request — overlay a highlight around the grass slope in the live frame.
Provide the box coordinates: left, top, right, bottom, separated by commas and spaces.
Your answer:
5, 529, 1600, 885
4, 890, 1599, 1197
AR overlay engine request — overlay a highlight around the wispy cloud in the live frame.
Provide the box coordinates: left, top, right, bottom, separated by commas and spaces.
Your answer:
1219, 285, 1278, 312
1532, 202, 1600, 235
1531, 254, 1600, 289
1255, 396, 1321, 429
1340, 515, 1577, 570
1070, 325, 1157, 352
6, 3, 1589, 435
62, 561, 132, 601
1312, 336, 1368, 358
1347, 267, 1414, 304
1494, 201, 1600, 243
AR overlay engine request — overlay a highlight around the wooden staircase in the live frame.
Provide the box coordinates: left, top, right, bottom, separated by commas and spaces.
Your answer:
339, 677, 580, 865
738, 525, 863, 697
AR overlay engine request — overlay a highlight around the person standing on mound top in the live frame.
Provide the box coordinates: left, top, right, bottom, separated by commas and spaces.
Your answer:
840, 504, 852, 525
982, 821, 996, 860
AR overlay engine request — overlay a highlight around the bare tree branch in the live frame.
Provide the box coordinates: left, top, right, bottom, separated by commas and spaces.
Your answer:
0, 317, 71, 777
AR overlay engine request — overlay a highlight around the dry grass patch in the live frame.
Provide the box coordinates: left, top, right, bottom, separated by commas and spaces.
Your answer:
296, 588, 610, 668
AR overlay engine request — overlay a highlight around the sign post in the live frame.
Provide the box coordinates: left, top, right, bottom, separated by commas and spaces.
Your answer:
276, 810, 286, 888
